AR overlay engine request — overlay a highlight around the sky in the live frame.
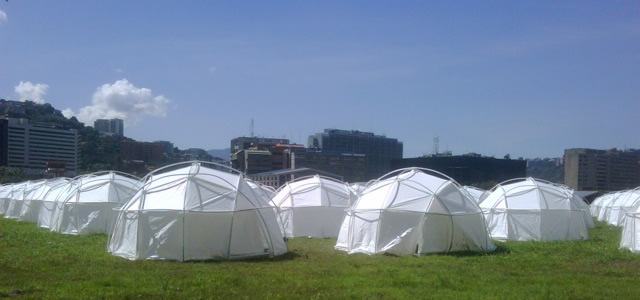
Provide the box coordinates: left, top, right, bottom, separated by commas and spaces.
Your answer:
0, 1, 638, 159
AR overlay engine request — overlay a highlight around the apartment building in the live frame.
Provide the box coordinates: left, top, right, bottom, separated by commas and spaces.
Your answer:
0, 117, 79, 176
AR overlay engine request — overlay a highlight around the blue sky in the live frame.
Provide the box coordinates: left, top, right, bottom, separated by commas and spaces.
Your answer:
0, 1, 638, 158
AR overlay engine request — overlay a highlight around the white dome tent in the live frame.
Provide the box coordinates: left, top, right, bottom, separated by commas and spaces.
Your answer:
336, 168, 495, 256
590, 192, 616, 218
271, 175, 356, 238
596, 191, 626, 222
37, 178, 73, 229
602, 188, 640, 226
480, 178, 590, 241
463, 186, 489, 203
620, 188, 640, 253
108, 161, 287, 261
17, 179, 51, 222
49, 171, 142, 235
0, 183, 15, 215
4, 181, 30, 219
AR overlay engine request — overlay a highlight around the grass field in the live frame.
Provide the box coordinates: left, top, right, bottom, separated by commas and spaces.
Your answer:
1, 218, 639, 299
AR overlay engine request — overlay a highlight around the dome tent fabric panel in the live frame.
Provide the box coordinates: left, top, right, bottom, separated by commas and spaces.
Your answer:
620, 193, 640, 253
49, 181, 79, 232
349, 182, 367, 198
0, 184, 14, 215
50, 171, 142, 235
18, 179, 63, 223
596, 191, 624, 222
620, 214, 640, 253
37, 179, 73, 229
551, 184, 594, 229
4, 182, 29, 219
279, 206, 349, 238
336, 210, 381, 254
107, 211, 139, 259
480, 178, 590, 241
604, 188, 640, 227
246, 180, 276, 203
336, 168, 495, 256
590, 192, 617, 217
17, 180, 48, 222
272, 175, 354, 208
463, 186, 488, 203
272, 175, 356, 238
108, 161, 286, 262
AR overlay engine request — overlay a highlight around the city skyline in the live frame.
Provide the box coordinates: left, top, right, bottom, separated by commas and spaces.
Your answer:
1, 1, 638, 159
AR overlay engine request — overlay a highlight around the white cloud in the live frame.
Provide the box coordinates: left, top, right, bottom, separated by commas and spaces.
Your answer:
0, 10, 7, 24
209, 66, 217, 73
14, 81, 49, 104
61, 108, 75, 119
65, 79, 170, 126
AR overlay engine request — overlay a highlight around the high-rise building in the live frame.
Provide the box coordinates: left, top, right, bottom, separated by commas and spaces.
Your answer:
308, 129, 403, 180
0, 117, 79, 176
94, 118, 124, 136
230, 137, 290, 172
564, 148, 640, 191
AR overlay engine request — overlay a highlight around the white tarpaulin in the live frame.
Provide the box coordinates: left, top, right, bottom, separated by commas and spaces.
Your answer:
272, 175, 356, 238
108, 161, 287, 262
480, 178, 590, 241
336, 168, 495, 256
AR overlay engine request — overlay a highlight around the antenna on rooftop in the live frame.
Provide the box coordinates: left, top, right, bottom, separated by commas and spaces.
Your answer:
433, 136, 439, 155
250, 118, 254, 137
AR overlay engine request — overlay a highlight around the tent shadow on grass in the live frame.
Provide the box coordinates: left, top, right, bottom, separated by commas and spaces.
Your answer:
378, 244, 511, 258
181, 251, 301, 264
442, 244, 510, 257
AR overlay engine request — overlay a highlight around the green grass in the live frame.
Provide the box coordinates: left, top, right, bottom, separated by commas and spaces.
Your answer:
1, 218, 639, 299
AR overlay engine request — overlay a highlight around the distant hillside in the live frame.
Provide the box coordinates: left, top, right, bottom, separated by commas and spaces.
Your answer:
526, 158, 564, 183
207, 148, 231, 161
0, 99, 129, 172
0, 99, 84, 129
